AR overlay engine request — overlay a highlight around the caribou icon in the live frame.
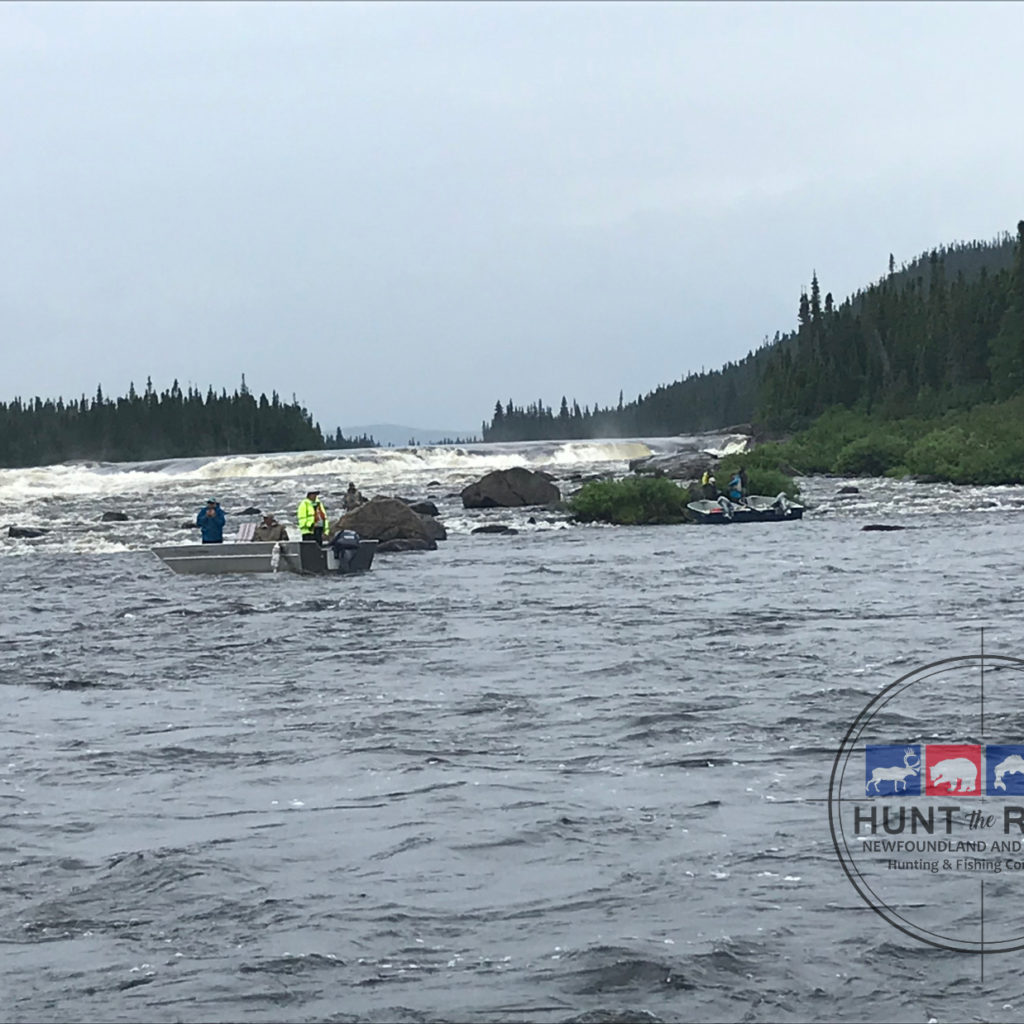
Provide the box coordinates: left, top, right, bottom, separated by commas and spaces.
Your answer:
866, 747, 920, 794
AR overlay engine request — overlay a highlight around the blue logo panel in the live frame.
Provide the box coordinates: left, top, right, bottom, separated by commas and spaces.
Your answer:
986, 745, 1024, 795
865, 745, 922, 796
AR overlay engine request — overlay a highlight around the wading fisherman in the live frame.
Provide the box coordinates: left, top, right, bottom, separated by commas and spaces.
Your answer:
297, 489, 328, 545
197, 498, 226, 544
343, 481, 366, 510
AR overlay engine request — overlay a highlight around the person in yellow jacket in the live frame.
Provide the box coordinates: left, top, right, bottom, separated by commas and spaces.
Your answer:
297, 489, 328, 545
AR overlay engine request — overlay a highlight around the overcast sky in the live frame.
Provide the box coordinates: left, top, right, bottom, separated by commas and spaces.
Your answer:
2, 2, 1022, 434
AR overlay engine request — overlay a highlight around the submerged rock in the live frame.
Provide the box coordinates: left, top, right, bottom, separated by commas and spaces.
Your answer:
837, 486, 860, 495
862, 524, 905, 531
461, 467, 560, 508
8, 526, 48, 538
419, 515, 447, 542
406, 500, 439, 516
100, 511, 129, 521
376, 537, 437, 553
471, 524, 518, 535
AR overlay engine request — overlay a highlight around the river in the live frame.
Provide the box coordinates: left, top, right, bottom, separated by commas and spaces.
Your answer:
2, 436, 1023, 1022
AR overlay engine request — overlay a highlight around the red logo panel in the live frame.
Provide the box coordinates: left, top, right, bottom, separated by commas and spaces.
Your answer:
925, 744, 981, 796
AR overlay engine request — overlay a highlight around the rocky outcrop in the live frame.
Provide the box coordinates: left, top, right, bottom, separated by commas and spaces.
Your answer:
461, 467, 560, 509
331, 496, 439, 550
629, 451, 711, 480
628, 431, 753, 480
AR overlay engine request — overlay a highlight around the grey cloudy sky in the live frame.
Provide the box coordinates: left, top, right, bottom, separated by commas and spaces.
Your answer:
2, 2, 1022, 434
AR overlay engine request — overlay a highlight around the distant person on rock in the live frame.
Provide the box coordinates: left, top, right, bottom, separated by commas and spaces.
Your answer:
197, 498, 226, 544
343, 482, 366, 510
253, 513, 289, 542
297, 489, 328, 545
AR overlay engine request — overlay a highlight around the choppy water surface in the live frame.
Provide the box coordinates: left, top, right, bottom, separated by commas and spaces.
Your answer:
3, 438, 1024, 1022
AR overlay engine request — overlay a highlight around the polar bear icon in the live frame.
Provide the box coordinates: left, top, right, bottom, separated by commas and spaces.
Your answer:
929, 757, 978, 794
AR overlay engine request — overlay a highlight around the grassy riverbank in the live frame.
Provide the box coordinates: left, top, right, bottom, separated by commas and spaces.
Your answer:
744, 398, 1024, 486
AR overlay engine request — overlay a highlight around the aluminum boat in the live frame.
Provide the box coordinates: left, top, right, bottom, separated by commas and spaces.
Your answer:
152, 537, 377, 576
687, 494, 804, 524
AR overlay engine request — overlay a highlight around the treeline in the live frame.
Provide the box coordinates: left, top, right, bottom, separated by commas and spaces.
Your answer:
481, 224, 1023, 440
0, 377, 376, 467
758, 226, 1023, 427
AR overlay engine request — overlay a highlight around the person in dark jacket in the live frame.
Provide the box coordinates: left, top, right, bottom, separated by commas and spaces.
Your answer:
197, 499, 226, 543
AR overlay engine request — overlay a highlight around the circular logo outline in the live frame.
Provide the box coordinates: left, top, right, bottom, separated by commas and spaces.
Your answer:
829, 653, 1024, 954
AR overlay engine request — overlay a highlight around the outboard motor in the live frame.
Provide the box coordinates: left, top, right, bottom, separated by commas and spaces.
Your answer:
331, 529, 361, 568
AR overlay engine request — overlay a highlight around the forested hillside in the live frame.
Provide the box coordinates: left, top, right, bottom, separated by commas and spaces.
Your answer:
0, 377, 375, 467
482, 224, 1023, 441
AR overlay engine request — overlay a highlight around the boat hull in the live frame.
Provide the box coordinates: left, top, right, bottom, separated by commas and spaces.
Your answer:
686, 498, 804, 524
152, 540, 377, 575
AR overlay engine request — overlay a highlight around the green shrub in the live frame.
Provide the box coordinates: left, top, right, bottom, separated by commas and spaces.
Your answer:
569, 476, 691, 524
833, 432, 910, 476
903, 426, 970, 480
752, 395, 1024, 486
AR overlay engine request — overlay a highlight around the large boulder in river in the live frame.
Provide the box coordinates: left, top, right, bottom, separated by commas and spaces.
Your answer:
461, 467, 560, 509
331, 496, 438, 549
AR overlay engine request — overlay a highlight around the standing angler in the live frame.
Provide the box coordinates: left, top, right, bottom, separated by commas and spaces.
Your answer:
197, 498, 226, 544
297, 488, 328, 545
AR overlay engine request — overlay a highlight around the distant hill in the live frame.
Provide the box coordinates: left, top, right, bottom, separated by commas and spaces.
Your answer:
341, 424, 478, 447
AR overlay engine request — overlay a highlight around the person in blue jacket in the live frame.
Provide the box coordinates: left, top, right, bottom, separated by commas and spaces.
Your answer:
728, 472, 743, 502
197, 498, 226, 543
